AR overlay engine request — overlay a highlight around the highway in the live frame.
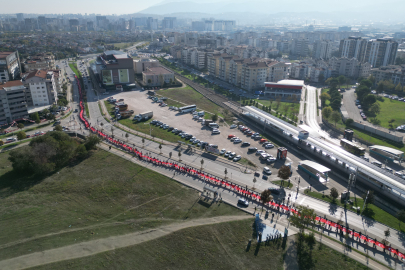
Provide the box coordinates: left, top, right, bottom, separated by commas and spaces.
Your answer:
67, 55, 405, 267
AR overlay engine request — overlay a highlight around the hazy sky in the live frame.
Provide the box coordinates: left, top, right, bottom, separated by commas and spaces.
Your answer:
1, 0, 399, 15
1, 0, 165, 15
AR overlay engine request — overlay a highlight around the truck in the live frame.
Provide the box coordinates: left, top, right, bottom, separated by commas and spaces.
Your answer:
204, 119, 213, 126
133, 111, 153, 121
117, 110, 134, 119
115, 104, 128, 111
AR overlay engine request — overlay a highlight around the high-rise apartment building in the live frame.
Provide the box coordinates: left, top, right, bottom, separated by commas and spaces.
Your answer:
339, 37, 398, 68
162, 17, 176, 29
22, 70, 58, 106
313, 40, 332, 60
291, 38, 309, 57
147, 17, 158, 30
0, 80, 30, 125
16, 13, 24, 22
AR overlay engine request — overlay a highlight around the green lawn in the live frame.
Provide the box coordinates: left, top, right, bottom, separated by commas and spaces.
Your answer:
304, 189, 405, 232
157, 86, 224, 117
372, 97, 405, 129
107, 42, 134, 49
0, 149, 244, 260
273, 180, 293, 189
29, 219, 287, 270
241, 99, 299, 122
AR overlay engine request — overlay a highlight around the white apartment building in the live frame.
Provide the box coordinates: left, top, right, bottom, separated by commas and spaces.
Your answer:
23, 70, 57, 106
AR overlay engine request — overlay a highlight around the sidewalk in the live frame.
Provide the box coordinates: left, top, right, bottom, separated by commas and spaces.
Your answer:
98, 143, 394, 270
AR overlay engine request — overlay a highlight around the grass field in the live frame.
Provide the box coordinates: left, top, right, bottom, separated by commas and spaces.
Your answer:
157, 86, 224, 117
304, 189, 405, 232
240, 99, 300, 121
30, 219, 372, 270
107, 42, 134, 49
0, 149, 244, 260
297, 234, 369, 270
372, 97, 405, 129
273, 180, 293, 189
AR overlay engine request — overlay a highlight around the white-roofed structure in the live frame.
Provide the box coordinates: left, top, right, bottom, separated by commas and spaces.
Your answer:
369, 145, 404, 161
242, 105, 405, 206
298, 160, 331, 183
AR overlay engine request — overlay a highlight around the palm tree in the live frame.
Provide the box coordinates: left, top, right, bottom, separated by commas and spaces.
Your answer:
125, 133, 129, 142
159, 143, 162, 154
224, 168, 228, 179
111, 126, 114, 137
200, 159, 204, 170
253, 177, 257, 189
178, 151, 182, 161
142, 138, 145, 148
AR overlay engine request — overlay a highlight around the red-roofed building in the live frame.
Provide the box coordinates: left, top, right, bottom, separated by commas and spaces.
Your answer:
264, 79, 304, 99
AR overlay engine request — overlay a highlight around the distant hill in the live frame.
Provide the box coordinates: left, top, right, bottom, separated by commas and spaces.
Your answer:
136, 0, 405, 22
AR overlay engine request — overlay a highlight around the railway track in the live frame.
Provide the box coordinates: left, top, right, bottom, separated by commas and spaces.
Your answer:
160, 64, 242, 115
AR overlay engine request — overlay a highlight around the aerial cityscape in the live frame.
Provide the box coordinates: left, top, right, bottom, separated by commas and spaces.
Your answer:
1, 0, 405, 269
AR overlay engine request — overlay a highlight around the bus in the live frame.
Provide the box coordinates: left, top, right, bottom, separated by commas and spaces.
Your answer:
340, 139, 365, 156
179, 104, 197, 114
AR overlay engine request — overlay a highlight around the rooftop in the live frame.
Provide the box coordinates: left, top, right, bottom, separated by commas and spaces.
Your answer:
299, 160, 331, 173
0, 80, 24, 90
369, 145, 404, 156
269, 79, 305, 86
0, 51, 15, 59
143, 67, 173, 75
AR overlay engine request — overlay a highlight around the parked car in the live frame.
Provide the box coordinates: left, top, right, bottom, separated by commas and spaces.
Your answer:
265, 143, 274, 149
238, 198, 249, 207
263, 167, 272, 175
233, 155, 242, 162
224, 151, 232, 157
230, 124, 237, 128
233, 138, 242, 143
228, 134, 236, 139
241, 142, 250, 146
220, 148, 226, 155
248, 147, 257, 152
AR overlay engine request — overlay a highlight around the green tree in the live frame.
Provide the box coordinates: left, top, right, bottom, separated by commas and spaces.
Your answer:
75, 144, 88, 159
330, 187, 339, 202
31, 112, 41, 124
356, 85, 371, 102
363, 94, 377, 109
338, 75, 346, 87
178, 151, 182, 161
330, 99, 341, 111
330, 111, 341, 127
211, 114, 218, 122
54, 124, 63, 131
290, 205, 317, 234
17, 131, 26, 141
376, 81, 384, 94
320, 92, 331, 107
384, 228, 391, 240
395, 83, 402, 92
159, 143, 162, 154
345, 118, 354, 126
278, 165, 291, 180
369, 103, 381, 116
200, 159, 204, 170
322, 106, 332, 119
125, 133, 129, 142
224, 168, 228, 179
84, 135, 101, 150
17, 123, 24, 130
260, 189, 273, 205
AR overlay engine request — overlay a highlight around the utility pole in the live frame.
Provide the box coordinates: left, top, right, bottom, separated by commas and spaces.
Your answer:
361, 190, 369, 215
345, 173, 356, 205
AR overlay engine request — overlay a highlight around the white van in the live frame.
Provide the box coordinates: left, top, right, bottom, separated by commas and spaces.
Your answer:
209, 123, 219, 129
